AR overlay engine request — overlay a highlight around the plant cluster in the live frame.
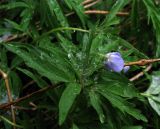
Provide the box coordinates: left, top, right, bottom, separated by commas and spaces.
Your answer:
0, 0, 160, 129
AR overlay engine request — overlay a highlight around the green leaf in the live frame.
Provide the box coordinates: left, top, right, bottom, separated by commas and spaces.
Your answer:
0, 2, 28, 9
148, 96, 160, 116
89, 90, 105, 123
57, 33, 76, 53
20, 8, 33, 31
64, 0, 73, 9
17, 67, 57, 102
97, 88, 147, 122
72, 123, 79, 129
90, 33, 104, 54
10, 56, 23, 69
0, 115, 23, 128
144, 72, 160, 116
9, 71, 22, 98
5, 19, 23, 32
146, 75, 160, 95
97, 83, 138, 99
131, 0, 139, 32
102, 0, 129, 27
113, 35, 148, 59
39, 0, 54, 27
0, 48, 8, 67
47, 0, 69, 28
99, 71, 139, 98
64, 0, 86, 25
81, 31, 95, 72
38, 36, 76, 74
4, 43, 73, 82
17, 68, 47, 88
59, 82, 81, 125
56, 34, 81, 76
122, 125, 143, 129
47, 0, 71, 37
142, 0, 160, 57
38, 36, 67, 57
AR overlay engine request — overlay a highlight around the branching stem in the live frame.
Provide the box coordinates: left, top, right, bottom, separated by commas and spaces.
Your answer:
0, 84, 61, 109
0, 69, 16, 129
125, 58, 160, 66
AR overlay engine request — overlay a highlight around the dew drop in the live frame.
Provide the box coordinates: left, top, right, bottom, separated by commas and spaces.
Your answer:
68, 53, 72, 58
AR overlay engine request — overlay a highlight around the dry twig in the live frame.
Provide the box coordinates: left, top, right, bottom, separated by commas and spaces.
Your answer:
84, 0, 101, 8
0, 69, 16, 129
125, 58, 160, 66
85, 10, 129, 16
124, 58, 160, 81
129, 64, 152, 81
66, 0, 102, 16
0, 84, 61, 109
4, 35, 18, 42
23, 80, 35, 90
124, 59, 160, 81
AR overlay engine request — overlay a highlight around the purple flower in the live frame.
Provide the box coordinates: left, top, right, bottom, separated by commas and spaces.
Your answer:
104, 52, 124, 72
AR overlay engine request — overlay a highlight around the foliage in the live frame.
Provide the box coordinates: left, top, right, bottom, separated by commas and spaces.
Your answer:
0, 0, 160, 129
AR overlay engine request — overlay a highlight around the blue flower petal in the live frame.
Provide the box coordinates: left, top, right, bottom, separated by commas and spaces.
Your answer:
105, 52, 124, 72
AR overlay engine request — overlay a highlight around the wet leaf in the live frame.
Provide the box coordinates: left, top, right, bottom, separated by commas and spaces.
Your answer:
59, 82, 81, 125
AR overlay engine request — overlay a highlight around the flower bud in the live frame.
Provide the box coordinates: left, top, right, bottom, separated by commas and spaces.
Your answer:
104, 52, 124, 72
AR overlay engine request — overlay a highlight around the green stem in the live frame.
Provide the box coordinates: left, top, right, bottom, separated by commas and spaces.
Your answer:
0, 115, 23, 128
140, 93, 152, 97
98, 53, 106, 58
45, 27, 89, 36
37, 27, 89, 42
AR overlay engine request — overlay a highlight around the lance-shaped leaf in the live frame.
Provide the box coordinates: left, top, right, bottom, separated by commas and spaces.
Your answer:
4, 43, 73, 82
89, 90, 105, 123
59, 82, 81, 125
